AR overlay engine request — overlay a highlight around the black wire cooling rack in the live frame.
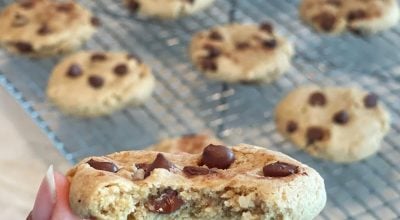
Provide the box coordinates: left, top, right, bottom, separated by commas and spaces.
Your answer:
0, 0, 399, 219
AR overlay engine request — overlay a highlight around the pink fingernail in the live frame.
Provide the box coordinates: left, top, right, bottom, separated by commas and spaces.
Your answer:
31, 165, 57, 220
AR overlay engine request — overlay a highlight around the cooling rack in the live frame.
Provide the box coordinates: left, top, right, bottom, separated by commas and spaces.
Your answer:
0, 0, 399, 219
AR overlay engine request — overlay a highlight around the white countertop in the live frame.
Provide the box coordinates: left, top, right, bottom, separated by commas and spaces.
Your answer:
0, 87, 70, 219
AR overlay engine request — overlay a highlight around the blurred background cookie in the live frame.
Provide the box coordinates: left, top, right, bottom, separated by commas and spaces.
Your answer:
300, 0, 400, 35
0, 0, 99, 57
275, 85, 391, 163
147, 134, 223, 154
124, 0, 215, 19
47, 51, 154, 117
190, 22, 294, 84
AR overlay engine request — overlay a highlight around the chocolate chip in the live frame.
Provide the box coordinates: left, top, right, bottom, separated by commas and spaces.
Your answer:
306, 127, 326, 145
113, 64, 128, 76
19, 1, 34, 9
91, 53, 107, 62
263, 162, 299, 177
66, 64, 82, 77
236, 42, 250, 50
262, 39, 277, 49
37, 23, 51, 35
309, 91, 326, 106
259, 22, 273, 33
88, 75, 104, 89
56, 3, 74, 12
14, 42, 33, 53
145, 154, 174, 178
183, 166, 210, 176
286, 121, 298, 133
87, 159, 118, 173
127, 0, 140, 12
347, 10, 367, 22
201, 59, 217, 71
364, 93, 378, 108
315, 13, 336, 31
90, 17, 100, 27
326, 0, 341, 7
209, 31, 223, 41
146, 188, 184, 214
204, 45, 220, 59
12, 13, 29, 27
333, 110, 349, 124
199, 144, 235, 169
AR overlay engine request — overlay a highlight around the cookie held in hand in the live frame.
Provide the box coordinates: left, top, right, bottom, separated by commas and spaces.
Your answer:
67, 144, 326, 219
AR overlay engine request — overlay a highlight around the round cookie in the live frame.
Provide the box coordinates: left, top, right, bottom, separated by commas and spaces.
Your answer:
0, 0, 98, 57
67, 144, 326, 219
124, 0, 215, 19
275, 85, 391, 163
47, 51, 155, 117
190, 22, 295, 84
299, 0, 400, 34
147, 134, 223, 154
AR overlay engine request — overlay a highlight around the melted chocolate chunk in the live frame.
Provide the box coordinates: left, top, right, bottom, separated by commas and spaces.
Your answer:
113, 64, 128, 76
204, 45, 220, 59
37, 23, 51, 35
364, 93, 378, 108
262, 39, 277, 49
183, 166, 210, 176
12, 13, 29, 27
66, 64, 82, 77
306, 127, 326, 145
286, 121, 298, 133
14, 42, 33, 53
146, 188, 184, 214
209, 31, 223, 41
309, 91, 326, 106
127, 0, 140, 12
145, 154, 174, 178
91, 53, 107, 62
56, 3, 74, 12
88, 75, 104, 88
87, 159, 118, 173
236, 42, 250, 50
199, 144, 235, 169
347, 10, 367, 22
313, 13, 336, 32
333, 110, 349, 124
259, 22, 273, 33
263, 161, 299, 177
201, 59, 217, 71
90, 17, 101, 27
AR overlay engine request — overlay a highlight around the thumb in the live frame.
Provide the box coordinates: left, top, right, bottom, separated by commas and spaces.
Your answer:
50, 172, 80, 220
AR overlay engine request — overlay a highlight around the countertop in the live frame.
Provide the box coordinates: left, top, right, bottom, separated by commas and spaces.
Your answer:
0, 87, 70, 219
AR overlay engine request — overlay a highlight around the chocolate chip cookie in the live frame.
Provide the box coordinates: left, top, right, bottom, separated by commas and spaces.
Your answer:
300, 0, 400, 34
190, 22, 295, 84
124, 0, 215, 19
47, 51, 155, 117
147, 134, 223, 154
67, 144, 326, 219
0, 0, 98, 57
275, 85, 391, 163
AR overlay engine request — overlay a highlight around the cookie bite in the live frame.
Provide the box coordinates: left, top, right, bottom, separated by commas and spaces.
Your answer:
0, 0, 98, 57
190, 22, 294, 84
47, 51, 154, 117
300, 0, 400, 34
275, 85, 391, 163
67, 144, 326, 219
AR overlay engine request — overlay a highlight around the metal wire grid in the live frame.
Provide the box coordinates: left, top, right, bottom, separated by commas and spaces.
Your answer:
0, 0, 399, 219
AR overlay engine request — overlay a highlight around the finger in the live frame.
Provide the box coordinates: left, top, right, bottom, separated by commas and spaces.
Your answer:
50, 172, 80, 220
30, 165, 56, 220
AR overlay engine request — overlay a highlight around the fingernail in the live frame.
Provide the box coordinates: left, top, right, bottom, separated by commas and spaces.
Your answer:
31, 165, 57, 220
